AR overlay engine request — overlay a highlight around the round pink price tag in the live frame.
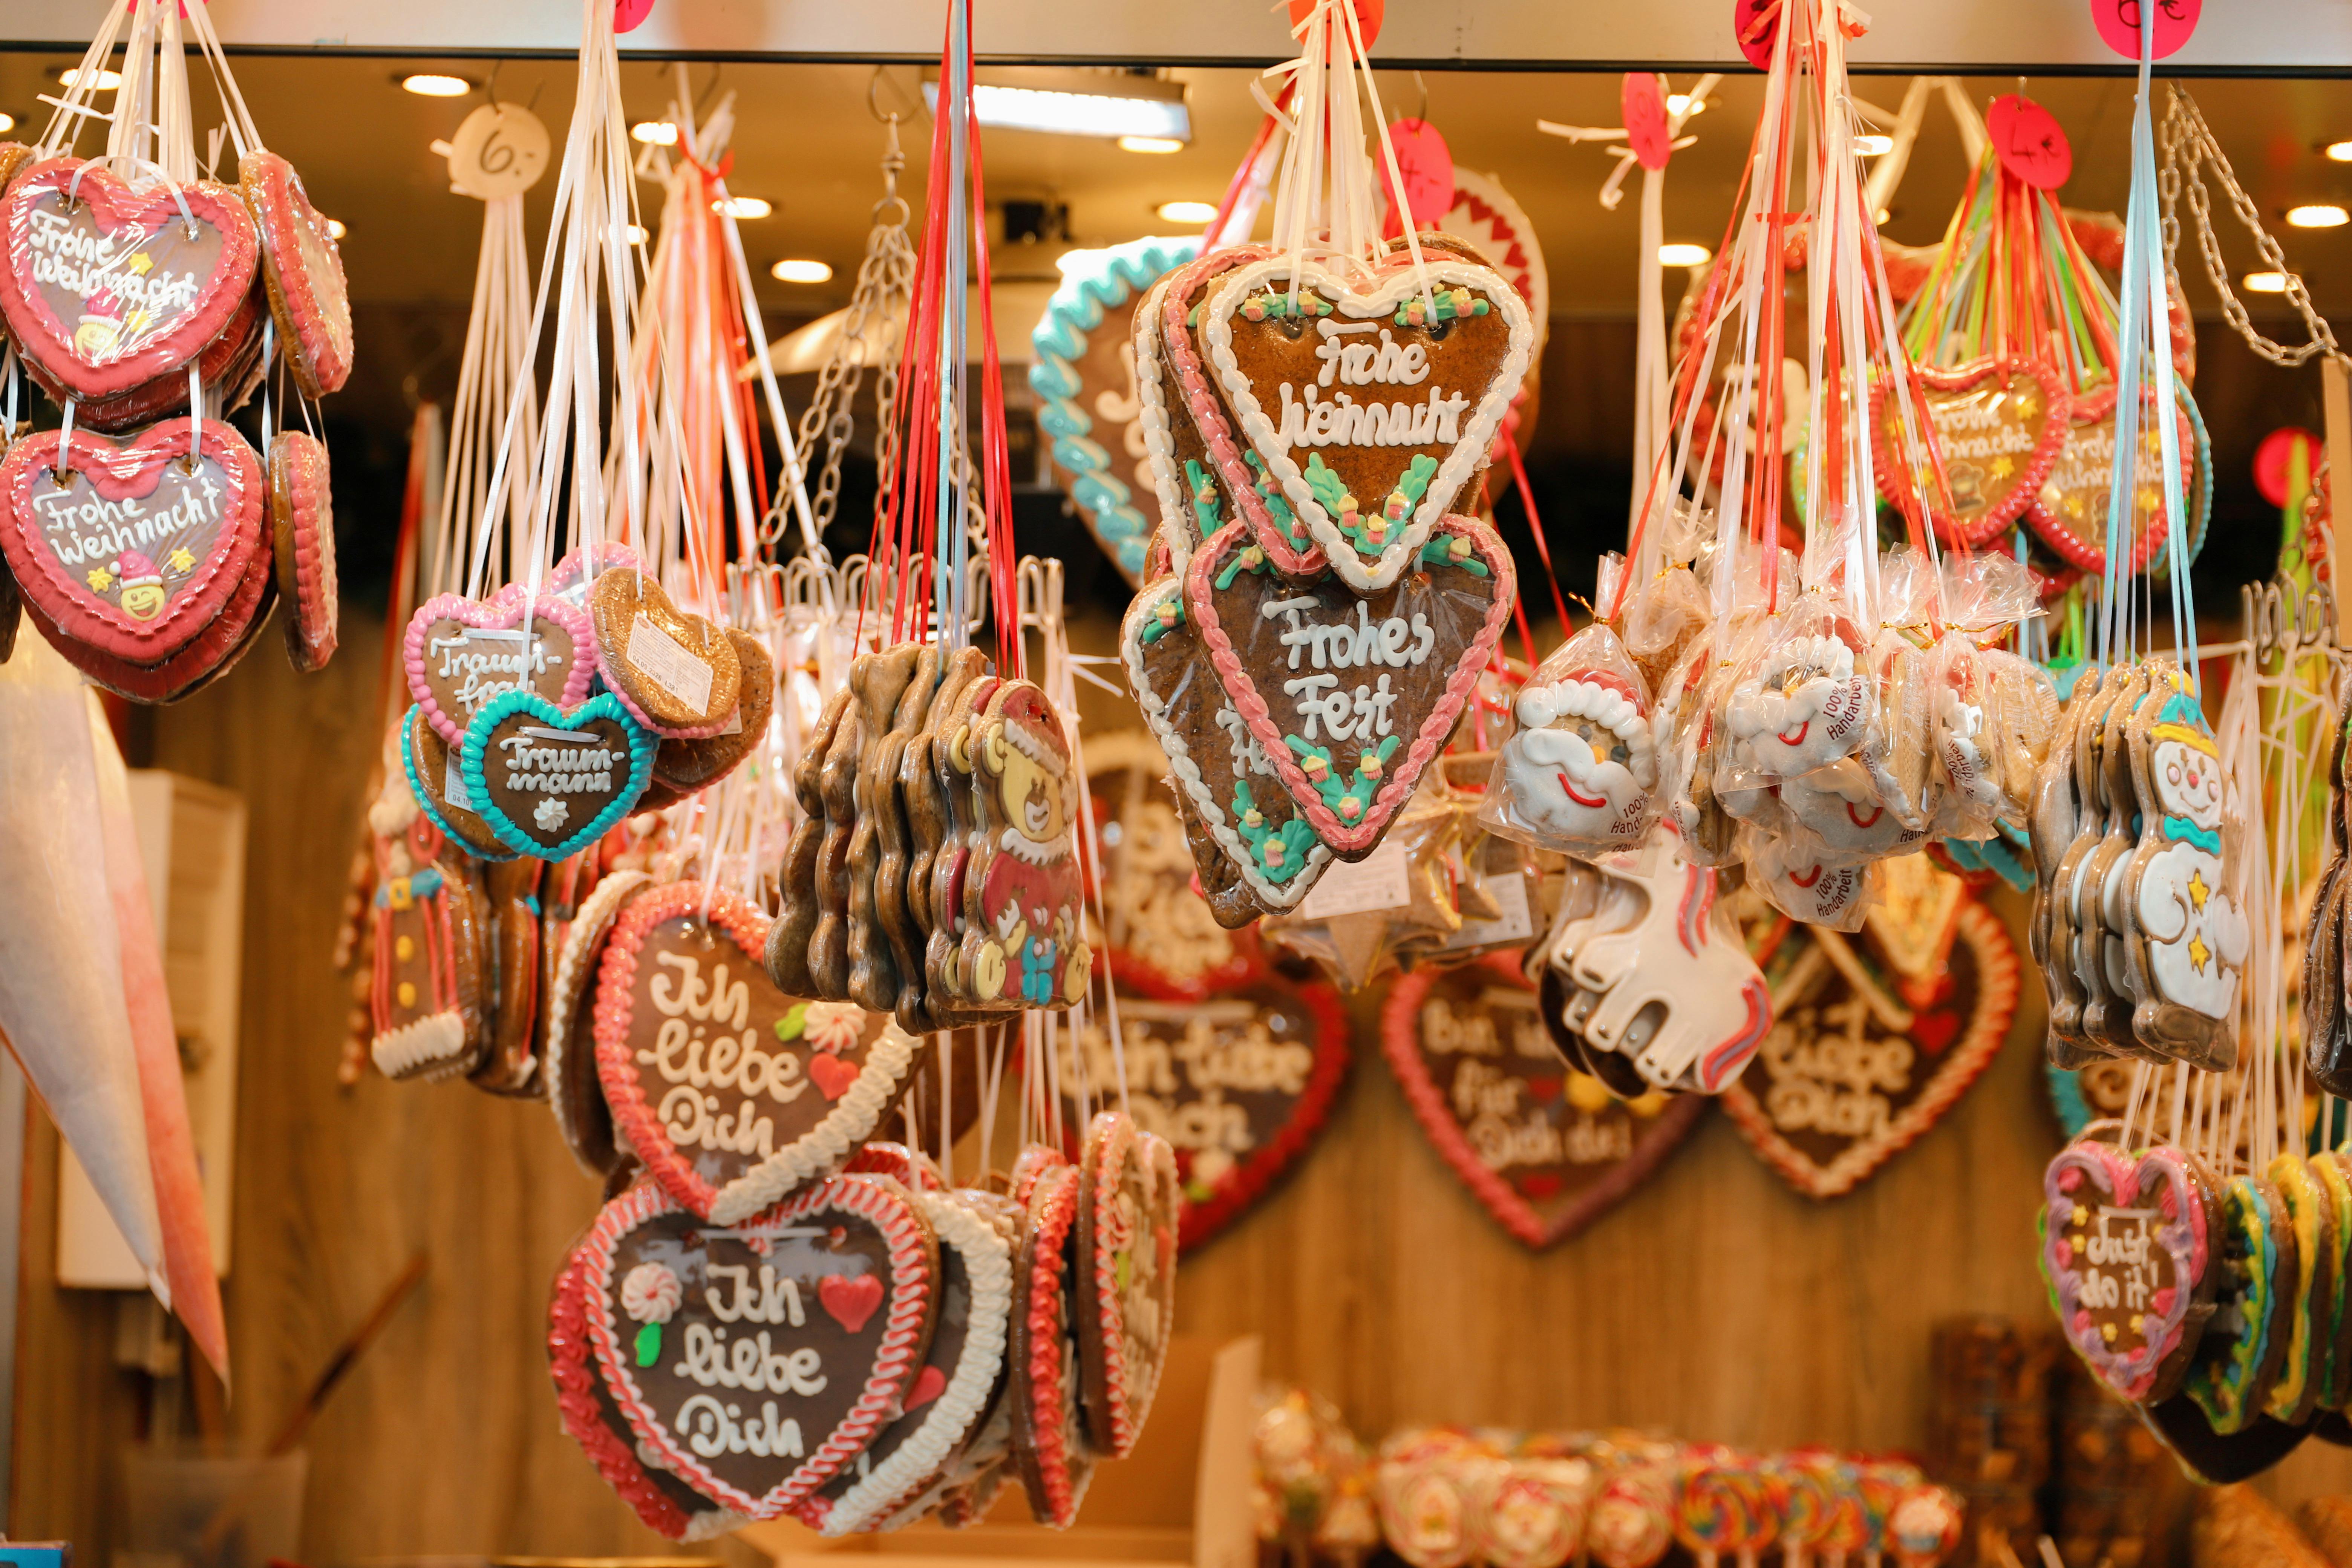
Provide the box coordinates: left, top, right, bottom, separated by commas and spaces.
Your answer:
2256, 427, 2322, 508
1289, 0, 1384, 49
1383, 119, 1455, 229
1733, 0, 1780, 69
615, 0, 655, 32
1622, 73, 1672, 170
2090, 0, 2200, 60
1987, 95, 2072, 190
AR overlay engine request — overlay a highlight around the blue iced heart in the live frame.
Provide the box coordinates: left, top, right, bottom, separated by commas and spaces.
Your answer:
460, 688, 653, 861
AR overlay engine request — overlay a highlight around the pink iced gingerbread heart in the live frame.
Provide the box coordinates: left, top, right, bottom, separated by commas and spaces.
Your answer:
2041, 1138, 2217, 1403
239, 149, 353, 398
403, 583, 597, 746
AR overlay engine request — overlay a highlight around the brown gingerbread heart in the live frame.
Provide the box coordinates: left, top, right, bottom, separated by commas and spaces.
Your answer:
239, 149, 353, 398
650, 627, 773, 796
588, 569, 743, 738
1073, 1110, 1179, 1459
268, 428, 337, 673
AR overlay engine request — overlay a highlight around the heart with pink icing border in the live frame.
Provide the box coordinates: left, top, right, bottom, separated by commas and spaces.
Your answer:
1182, 514, 1513, 858
270, 429, 338, 673
404, 585, 597, 746
239, 149, 353, 398
1869, 355, 2067, 548
0, 419, 265, 667
0, 157, 259, 401
2042, 1138, 2217, 1403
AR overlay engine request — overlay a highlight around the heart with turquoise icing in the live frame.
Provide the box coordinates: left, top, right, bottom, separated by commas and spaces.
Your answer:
459, 688, 653, 861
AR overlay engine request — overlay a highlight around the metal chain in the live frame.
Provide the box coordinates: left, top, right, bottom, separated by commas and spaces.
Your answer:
760, 115, 917, 549
2162, 84, 2348, 372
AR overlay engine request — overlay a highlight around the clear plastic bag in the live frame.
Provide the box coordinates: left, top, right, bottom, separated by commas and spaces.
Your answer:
1742, 822, 1876, 931
1618, 564, 1711, 694
1481, 622, 1659, 861
1929, 630, 2007, 835
1721, 590, 1879, 782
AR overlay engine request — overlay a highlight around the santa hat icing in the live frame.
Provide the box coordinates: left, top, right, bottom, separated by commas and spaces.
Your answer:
1516, 670, 1656, 786
115, 551, 164, 589
993, 684, 1070, 777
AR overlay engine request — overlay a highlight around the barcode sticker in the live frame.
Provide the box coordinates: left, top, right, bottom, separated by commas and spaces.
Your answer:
443, 750, 472, 810
628, 612, 716, 715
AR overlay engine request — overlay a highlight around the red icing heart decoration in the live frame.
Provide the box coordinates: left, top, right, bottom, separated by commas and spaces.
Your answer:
0, 419, 264, 666
269, 429, 337, 673
821, 1271, 886, 1334
1382, 951, 1709, 1247
239, 150, 353, 398
808, 1051, 861, 1102
1870, 357, 2067, 548
906, 1364, 947, 1410
0, 158, 260, 401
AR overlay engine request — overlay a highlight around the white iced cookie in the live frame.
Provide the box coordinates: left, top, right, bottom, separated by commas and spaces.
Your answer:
1779, 756, 1928, 856
1748, 830, 1871, 930
1727, 632, 1871, 776
1935, 666, 2005, 818
1499, 674, 1656, 848
2134, 707, 2250, 1023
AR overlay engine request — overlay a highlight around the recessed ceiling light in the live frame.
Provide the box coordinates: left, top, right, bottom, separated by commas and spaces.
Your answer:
58, 67, 121, 90
325, 218, 347, 240
632, 121, 679, 146
1119, 135, 1184, 155
2244, 270, 2291, 293
1666, 93, 1707, 118
716, 196, 772, 220
1658, 242, 1712, 266
401, 73, 473, 98
0, 114, 16, 134
1855, 133, 1894, 156
771, 258, 833, 284
2288, 203, 2350, 228
2326, 142, 2352, 163
1156, 199, 1218, 224
624, 224, 648, 246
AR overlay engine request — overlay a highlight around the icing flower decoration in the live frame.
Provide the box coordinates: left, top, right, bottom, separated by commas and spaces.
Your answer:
621, 1261, 681, 1325
802, 1000, 867, 1053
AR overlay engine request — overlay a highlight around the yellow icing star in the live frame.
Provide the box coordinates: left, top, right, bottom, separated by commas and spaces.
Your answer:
124, 251, 153, 276
1989, 454, 2015, 479
2014, 392, 2041, 421
2137, 485, 2161, 515
165, 546, 194, 573
2073, 1204, 2089, 1227
2187, 869, 2210, 913
2101, 1321, 2118, 1343
2130, 1312, 2144, 1334
2190, 934, 2213, 973
2065, 495, 2086, 519
84, 566, 113, 592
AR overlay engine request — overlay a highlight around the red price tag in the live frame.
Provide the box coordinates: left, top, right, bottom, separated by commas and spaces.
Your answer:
1986, 95, 2072, 191
1622, 73, 1672, 171
615, 0, 655, 30
1288, 0, 1385, 50
2090, 0, 2200, 60
2256, 427, 2323, 508
1383, 119, 1455, 230
1732, 0, 1779, 70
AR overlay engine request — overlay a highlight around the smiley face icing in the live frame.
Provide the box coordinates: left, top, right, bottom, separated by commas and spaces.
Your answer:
1726, 628, 1873, 778
1498, 673, 1657, 851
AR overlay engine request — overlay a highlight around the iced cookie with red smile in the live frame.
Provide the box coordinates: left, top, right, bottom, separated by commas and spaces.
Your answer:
1726, 605, 1875, 778
1779, 758, 1928, 857
1495, 669, 1656, 854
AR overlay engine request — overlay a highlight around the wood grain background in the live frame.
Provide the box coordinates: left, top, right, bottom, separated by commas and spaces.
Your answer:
12, 602, 2352, 1559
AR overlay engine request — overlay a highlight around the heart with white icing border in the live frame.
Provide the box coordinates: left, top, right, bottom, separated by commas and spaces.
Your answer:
269, 429, 337, 673
0, 419, 265, 666
0, 157, 259, 400
1182, 514, 1514, 859
594, 880, 926, 1225
579, 1175, 940, 1519
460, 688, 653, 861
588, 569, 743, 738
404, 586, 597, 746
239, 149, 353, 398
1870, 355, 2067, 547
1200, 252, 1534, 592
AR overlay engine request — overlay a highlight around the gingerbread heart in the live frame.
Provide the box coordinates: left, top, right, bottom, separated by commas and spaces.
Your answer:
1722, 897, 2020, 1199
2041, 1139, 2215, 1403
2263, 1153, 2340, 1426
404, 587, 596, 746
651, 628, 773, 796
238, 149, 352, 398
28, 283, 268, 433
588, 569, 743, 738
2030, 384, 2193, 574
1184, 515, 1514, 859
1870, 356, 2066, 547
1010, 1156, 1095, 1526
2183, 1173, 2300, 1436
0, 157, 259, 400
1382, 951, 1710, 1248
594, 880, 926, 1225
268, 429, 337, 673
545, 868, 651, 1175
1200, 252, 1534, 591
21, 530, 275, 703
461, 689, 652, 861
0, 420, 265, 666
1073, 1111, 1179, 1459
579, 1175, 941, 1519
797, 1188, 1017, 1536
400, 701, 518, 862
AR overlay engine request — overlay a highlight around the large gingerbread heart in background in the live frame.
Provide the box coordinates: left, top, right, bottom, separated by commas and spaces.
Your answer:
1870, 357, 2067, 548
0, 420, 264, 666
0, 158, 259, 400
2030, 384, 2195, 574
1057, 943, 1349, 1251
1083, 729, 1255, 995
1382, 952, 1709, 1248
1723, 891, 2020, 1199
1200, 251, 1534, 591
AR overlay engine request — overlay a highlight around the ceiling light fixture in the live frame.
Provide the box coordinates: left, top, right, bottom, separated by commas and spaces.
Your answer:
1854, 133, 1894, 156
2288, 203, 2350, 229
1666, 93, 1706, 118
772, 259, 833, 284
326, 218, 347, 240
2244, 270, 2291, 293
0, 114, 15, 134
716, 196, 772, 220
924, 69, 1190, 144
2326, 142, 2352, 163
624, 225, 649, 246
400, 72, 473, 98
1658, 242, 1712, 267
1119, 135, 1184, 155
58, 67, 122, 90
631, 121, 679, 146
1156, 199, 1219, 225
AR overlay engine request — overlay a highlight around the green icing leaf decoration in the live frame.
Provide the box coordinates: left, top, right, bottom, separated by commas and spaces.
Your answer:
1303, 454, 1352, 516
1421, 532, 1490, 577
1184, 457, 1223, 542
635, 1322, 662, 1367
775, 1003, 808, 1041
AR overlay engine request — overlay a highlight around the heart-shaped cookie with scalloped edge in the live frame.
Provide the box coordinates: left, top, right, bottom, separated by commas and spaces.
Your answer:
1382, 950, 1710, 1248
404, 586, 596, 746
589, 568, 743, 738
402, 701, 518, 862
651, 628, 773, 796
0, 419, 265, 667
0, 157, 259, 400
1200, 252, 1534, 591
593, 880, 927, 1225
1871, 355, 2067, 548
2041, 1139, 2217, 1403
2030, 384, 2194, 575
460, 688, 653, 861
579, 1175, 940, 1520
26, 540, 274, 703
239, 149, 353, 398
25, 284, 268, 434
269, 429, 337, 673
1184, 514, 1513, 859
1074, 1110, 1179, 1459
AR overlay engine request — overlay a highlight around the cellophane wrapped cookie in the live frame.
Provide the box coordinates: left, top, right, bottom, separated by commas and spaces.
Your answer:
1616, 560, 1711, 695
1721, 590, 1879, 786
1481, 621, 1658, 861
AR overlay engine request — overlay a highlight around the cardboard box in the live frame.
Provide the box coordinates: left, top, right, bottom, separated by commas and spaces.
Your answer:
741, 1334, 1260, 1568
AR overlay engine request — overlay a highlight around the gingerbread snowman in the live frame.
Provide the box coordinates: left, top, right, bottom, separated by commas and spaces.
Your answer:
2129, 684, 2250, 1052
